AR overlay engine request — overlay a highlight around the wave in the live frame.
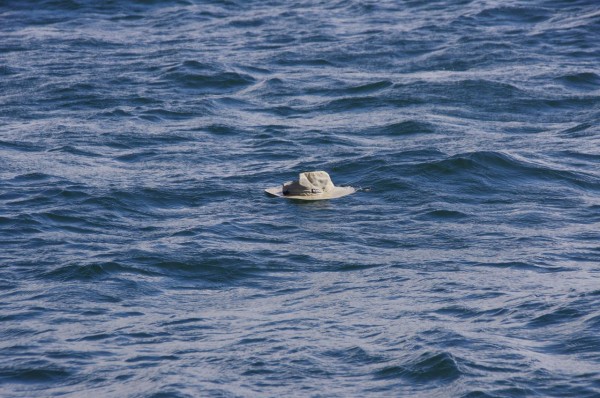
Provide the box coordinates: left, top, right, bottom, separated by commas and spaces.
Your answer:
473, 6, 551, 25
374, 352, 461, 383
415, 151, 600, 191
557, 72, 600, 91
0, 362, 72, 384
160, 61, 256, 94
374, 120, 436, 136
40, 261, 155, 282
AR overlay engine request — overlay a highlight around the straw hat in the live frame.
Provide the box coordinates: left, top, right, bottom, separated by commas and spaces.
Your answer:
265, 171, 355, 200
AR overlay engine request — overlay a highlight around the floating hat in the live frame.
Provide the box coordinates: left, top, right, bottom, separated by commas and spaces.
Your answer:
265, 171, 355, 200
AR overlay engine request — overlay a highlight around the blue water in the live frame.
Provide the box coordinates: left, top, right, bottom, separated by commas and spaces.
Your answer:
1, 0, 600, 396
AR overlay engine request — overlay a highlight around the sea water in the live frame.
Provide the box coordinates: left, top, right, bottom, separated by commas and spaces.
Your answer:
1, 1, 599, 396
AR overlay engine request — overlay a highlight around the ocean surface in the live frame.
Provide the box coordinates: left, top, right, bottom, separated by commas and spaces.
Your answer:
1, 0, 599, 397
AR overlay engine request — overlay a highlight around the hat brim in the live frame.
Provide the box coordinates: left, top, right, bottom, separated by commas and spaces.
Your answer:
265, 186, 355, 200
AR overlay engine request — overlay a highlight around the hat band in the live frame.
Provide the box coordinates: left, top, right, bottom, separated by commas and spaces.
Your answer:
283, 186, 323, 196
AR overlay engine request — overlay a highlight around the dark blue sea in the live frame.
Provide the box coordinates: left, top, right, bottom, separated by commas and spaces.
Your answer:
1, 0, 600, 396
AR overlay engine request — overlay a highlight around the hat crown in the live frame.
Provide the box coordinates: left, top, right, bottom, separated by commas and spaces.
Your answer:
283, 171, 335, 196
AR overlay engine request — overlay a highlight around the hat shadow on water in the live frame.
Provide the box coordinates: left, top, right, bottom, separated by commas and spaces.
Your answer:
285, 198, 333, 209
